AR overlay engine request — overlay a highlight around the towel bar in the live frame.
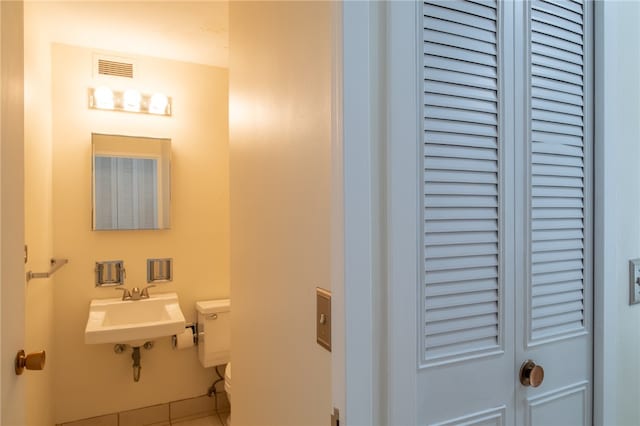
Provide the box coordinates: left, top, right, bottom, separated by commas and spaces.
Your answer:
26, 258, 69, 282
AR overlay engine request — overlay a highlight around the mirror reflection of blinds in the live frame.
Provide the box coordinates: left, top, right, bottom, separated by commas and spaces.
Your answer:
95, 156, 158, 230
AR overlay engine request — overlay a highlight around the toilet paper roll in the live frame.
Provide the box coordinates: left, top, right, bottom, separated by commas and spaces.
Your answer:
172, 328, 195, 350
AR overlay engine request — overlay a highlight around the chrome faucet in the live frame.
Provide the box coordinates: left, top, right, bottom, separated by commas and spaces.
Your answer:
115, 285, 155, 301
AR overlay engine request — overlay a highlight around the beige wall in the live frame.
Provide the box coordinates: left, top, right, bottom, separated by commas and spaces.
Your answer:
51, 44, 229, 423
229, 2, 332, 425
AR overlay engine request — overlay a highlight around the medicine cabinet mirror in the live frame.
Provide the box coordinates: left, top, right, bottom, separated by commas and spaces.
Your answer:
92, 133, 171, 230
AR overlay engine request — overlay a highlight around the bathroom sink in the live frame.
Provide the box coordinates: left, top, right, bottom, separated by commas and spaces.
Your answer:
84, 292, 185, 345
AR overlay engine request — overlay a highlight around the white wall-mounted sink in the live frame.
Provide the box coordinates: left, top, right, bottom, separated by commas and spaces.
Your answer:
84, 292, 185, 345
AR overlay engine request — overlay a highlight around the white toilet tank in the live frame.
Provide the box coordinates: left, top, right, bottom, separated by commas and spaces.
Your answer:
196, 299, 230, 368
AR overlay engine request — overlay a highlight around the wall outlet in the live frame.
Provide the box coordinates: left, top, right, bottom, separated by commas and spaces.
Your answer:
629, 259, 640, 305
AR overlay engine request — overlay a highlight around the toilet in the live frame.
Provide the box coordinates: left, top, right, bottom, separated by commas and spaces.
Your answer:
196, 299, 231, 424
224, 362, 231, 404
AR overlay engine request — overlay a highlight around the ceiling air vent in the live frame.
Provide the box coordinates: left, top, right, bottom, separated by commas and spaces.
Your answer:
97, 59, 134, 79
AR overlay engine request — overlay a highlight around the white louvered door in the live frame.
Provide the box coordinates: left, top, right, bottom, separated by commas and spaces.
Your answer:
387, 0, 593, 424
420, 0, 516, 423
515, 0, 592, 424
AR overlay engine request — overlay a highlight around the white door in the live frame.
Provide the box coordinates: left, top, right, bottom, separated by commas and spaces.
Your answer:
387, 1, 593, 424
0, 1, 26, 424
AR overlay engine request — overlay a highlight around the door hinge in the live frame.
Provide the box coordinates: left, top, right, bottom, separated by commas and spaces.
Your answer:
331, 407, 340, 426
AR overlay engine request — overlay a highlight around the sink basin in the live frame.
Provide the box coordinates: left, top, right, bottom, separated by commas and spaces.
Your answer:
84, 292, 185, 345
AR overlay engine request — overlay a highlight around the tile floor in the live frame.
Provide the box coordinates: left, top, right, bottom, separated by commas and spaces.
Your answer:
173, 412, 229, 426
57, 393, 230, 426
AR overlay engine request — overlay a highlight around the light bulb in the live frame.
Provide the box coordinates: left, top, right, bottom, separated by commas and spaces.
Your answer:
94, 86, 114, 110
123, 89, 141, 112
149, 93, 169, 115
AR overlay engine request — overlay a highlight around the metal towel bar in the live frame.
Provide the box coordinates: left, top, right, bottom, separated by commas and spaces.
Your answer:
26, 258, 69, 282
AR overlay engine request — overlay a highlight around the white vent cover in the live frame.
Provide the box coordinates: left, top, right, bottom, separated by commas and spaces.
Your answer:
93, 54, 135, 79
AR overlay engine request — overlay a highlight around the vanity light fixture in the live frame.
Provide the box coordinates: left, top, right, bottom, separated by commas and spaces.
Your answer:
88, 87, 172, 116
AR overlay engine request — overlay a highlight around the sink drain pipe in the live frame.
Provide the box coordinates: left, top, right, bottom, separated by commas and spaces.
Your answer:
113, 342, 154, 382
132, 347, 141, 382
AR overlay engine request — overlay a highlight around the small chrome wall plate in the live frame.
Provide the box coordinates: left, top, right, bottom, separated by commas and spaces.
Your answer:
630, 259, 640, 305
95, 260, 125, 286
147, 258, 173, 283
316, 287, 331, 352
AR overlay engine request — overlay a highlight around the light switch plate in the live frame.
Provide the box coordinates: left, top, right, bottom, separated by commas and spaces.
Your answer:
629, 259, 640, 305
316, 287, 331, 352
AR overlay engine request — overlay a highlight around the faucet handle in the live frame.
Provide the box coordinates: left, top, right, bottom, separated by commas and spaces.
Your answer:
141, 285, 156, 298
115, 287, 131, 300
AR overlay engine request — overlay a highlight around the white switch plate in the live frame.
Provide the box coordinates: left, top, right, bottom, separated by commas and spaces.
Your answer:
629, 259, 640, 305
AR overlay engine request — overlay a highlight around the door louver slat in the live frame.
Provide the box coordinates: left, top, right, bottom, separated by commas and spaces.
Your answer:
425, 43, 498, 68
424, 17, 497, 43
532, 43, 583, 67
529, 0, 586, 342
426, 170, 498, 184
532, 207, 583, 219
532, 131, 583, 146
548, 0, 583, 13
532, 280, 583, 296
432, 0, 497, 19
533, 269, 583, 286
426, 278, 498, 296
533, 249, 583, 263
424, 30, 497, 55
422, 0, 500, 364
426, 301, 498, 322
532, 300, 583, 317
532, 54, 583, 77
426, 93, 498, 114
425, 325, 499, 349
532, 75, 582, 95
424, 68, 498, 90
533, 240, 584, 252
531, 8, 583, 34
426, 266, 498, 285
425, 4, 496, 32
532, 20, 583, 45
426, 208, 498, 220
427, 59, 498, 82
426, 314, 498, 336
426, 183, 498, 196
532, 142, 583, 156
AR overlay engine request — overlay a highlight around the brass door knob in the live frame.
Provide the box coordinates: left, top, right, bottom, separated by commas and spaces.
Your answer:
520, 360, 544, 387
15, 350, 46, 375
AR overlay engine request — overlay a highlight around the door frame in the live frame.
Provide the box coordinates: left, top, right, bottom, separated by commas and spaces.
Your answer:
339, 1, 387, 424
592, 2, 611, 425
340, 1, 607, 425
